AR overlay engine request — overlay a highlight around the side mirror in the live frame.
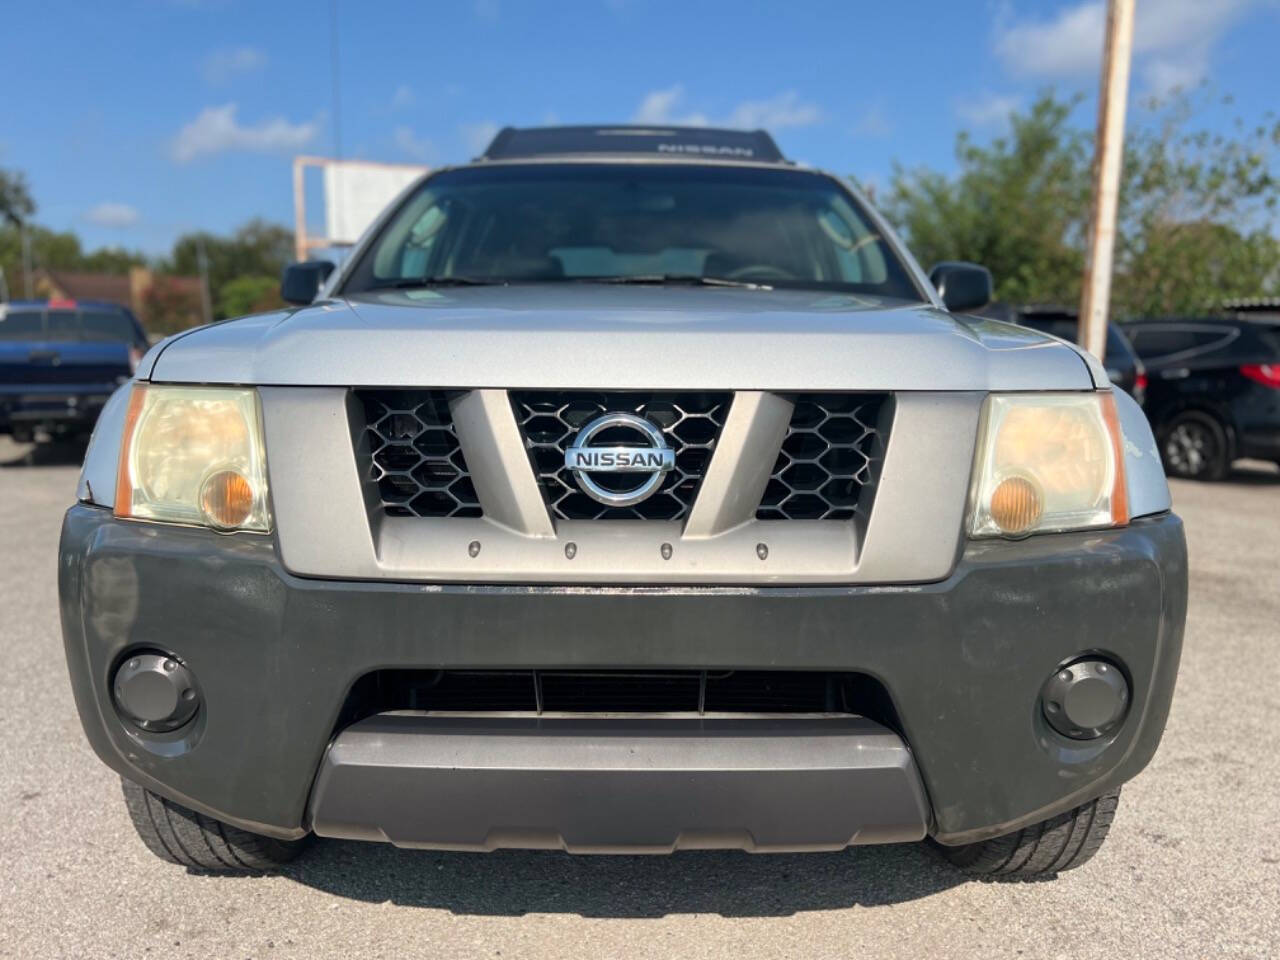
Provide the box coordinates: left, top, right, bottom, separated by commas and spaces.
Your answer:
280, 260, 335, 305
928, 262, 993, 313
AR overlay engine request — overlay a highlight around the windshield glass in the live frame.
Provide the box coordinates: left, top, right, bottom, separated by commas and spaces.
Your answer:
343, 163, 923, 300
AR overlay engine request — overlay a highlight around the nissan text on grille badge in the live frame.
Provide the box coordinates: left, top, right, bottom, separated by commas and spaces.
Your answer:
565, 412, 675, 507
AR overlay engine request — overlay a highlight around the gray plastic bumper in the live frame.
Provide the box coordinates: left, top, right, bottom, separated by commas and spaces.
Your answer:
308, 714, 930, 852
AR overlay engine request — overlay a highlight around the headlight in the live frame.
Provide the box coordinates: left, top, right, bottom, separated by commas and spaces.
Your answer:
969, 392, 1128, 538
114, 385, 271, 533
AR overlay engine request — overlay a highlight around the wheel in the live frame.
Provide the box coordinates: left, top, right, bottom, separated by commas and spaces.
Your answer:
934, 788, 1120, 879
120, 777, 308, 872
1159, 411, 1230, 481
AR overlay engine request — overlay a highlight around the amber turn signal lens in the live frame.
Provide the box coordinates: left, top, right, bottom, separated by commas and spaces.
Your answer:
989, 475, 1043, 535
199, 470, 254, 530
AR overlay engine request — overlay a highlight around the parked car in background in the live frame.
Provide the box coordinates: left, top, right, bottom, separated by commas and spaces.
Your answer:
1124, 316, 1280, 480
0, 299, 147, 443
1009, 306, 1147, 405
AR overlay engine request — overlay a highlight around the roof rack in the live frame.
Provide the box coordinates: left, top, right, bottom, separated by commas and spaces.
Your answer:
480, 125, 787, 164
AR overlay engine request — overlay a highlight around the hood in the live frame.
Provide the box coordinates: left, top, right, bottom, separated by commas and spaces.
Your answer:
143, 285, 1099, 391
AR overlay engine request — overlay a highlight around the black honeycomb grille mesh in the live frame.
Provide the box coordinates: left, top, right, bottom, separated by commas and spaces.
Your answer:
756, 394, 888, 521
356, 390, 482, 518
511, 391, 731, 521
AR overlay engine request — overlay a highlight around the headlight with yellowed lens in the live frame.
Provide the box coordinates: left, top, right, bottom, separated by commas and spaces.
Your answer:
970, 392, 1128, 538
114, 385, 271, 532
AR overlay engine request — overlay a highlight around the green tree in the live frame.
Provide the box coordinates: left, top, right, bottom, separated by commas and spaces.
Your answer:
883, 91, 1280, 316
1113, 94, 1280, 315
884, 95, 1091, 306
166, 219, 293, 319
0, 168, 35, 227
218, 274, 284, 318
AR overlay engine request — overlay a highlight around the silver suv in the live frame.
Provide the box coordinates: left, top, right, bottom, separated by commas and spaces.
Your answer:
61, 126, 1185, 879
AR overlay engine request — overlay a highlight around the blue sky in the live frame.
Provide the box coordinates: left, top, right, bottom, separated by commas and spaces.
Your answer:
4, 0, 1278, 256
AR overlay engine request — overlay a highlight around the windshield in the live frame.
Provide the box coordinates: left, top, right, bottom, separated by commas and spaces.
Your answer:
342, 163, 923, 300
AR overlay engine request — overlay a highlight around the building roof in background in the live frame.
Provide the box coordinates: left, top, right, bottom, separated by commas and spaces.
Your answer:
38, 269, 131, 304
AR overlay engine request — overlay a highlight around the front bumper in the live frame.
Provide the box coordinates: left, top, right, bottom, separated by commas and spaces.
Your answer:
59, 505, 1186, 848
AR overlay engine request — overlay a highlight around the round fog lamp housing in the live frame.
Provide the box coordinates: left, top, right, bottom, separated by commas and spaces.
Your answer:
113, 652, 201, 732
1041, 658, 1129, 740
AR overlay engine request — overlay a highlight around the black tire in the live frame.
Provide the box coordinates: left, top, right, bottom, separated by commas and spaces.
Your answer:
935, 788, 1120, 879
1159, 410, 1230, 481
121, 777, 308, 872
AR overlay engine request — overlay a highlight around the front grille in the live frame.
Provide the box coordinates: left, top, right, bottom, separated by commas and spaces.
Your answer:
757, 394, 888, 520
355, 390, 483, 519
345, 670, 851, 715
511, 391, 731, 520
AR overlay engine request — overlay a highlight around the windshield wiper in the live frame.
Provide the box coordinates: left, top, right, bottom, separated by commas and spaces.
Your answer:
366, 276, 506, 290
581, 274, 773, 290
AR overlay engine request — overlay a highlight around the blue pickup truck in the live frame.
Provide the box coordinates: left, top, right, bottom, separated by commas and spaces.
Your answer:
0, 299, 147, 443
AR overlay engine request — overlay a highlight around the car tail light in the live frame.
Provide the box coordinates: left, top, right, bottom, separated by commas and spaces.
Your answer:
1240, 364, 1280, 388
1135, 371, 1149, 393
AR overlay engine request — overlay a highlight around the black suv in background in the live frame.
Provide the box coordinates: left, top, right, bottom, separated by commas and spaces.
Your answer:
1125, 316, 1280, 480
0, 299, 147, 443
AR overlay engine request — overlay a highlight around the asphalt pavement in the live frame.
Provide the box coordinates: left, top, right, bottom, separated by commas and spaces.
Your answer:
2, 435, 1277, 960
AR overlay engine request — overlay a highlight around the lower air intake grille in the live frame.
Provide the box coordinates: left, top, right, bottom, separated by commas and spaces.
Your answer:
756, 393, 889, 521
511, 391, 731, 520
355, 390, 482, 519
351, 670, 845, 715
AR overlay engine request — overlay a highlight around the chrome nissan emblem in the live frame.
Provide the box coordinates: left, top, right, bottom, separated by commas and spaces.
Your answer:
565, 412, 675, 507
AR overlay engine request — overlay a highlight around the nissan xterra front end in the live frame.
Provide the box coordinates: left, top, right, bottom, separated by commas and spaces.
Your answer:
59, 126, 1186, 879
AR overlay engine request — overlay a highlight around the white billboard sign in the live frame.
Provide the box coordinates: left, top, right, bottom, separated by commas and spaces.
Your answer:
321, 161, 428, 246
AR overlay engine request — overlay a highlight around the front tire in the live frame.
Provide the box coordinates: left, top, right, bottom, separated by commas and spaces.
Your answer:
121, 778, 308, 872
935, 788, 1120, 879
1160, 411, 1230, 480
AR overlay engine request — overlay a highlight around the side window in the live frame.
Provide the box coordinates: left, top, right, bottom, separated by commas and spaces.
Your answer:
1127, 326, 1198, 360
1128, 325, 1237, 362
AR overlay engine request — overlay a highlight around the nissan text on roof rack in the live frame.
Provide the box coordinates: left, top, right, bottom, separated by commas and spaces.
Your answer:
60, 125, 1186, 879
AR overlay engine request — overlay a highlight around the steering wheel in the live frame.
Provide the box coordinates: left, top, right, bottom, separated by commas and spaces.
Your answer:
723, 264, 797, 282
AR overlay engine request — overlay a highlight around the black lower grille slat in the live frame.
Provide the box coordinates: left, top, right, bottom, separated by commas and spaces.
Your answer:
355, 669, 849, 715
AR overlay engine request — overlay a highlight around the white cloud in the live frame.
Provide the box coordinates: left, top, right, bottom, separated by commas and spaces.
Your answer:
83, 203, 140, 228
955, 92, 1022, 128
202, 46, 267, 85
852, 102, 892, 138
725, 91, 821, 130
393, 125, 434, 161
632, 85, 709, 126
631, 85, 819, 130
171, 103, 319, 163
460, 121, 500, 155
391, 84, 415, 109
993, 0, 1261, 93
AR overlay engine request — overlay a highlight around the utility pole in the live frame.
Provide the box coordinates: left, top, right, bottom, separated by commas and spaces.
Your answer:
196, 236, 213, 325
21, 224, 34, 299
1078, 0, 1135, 362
